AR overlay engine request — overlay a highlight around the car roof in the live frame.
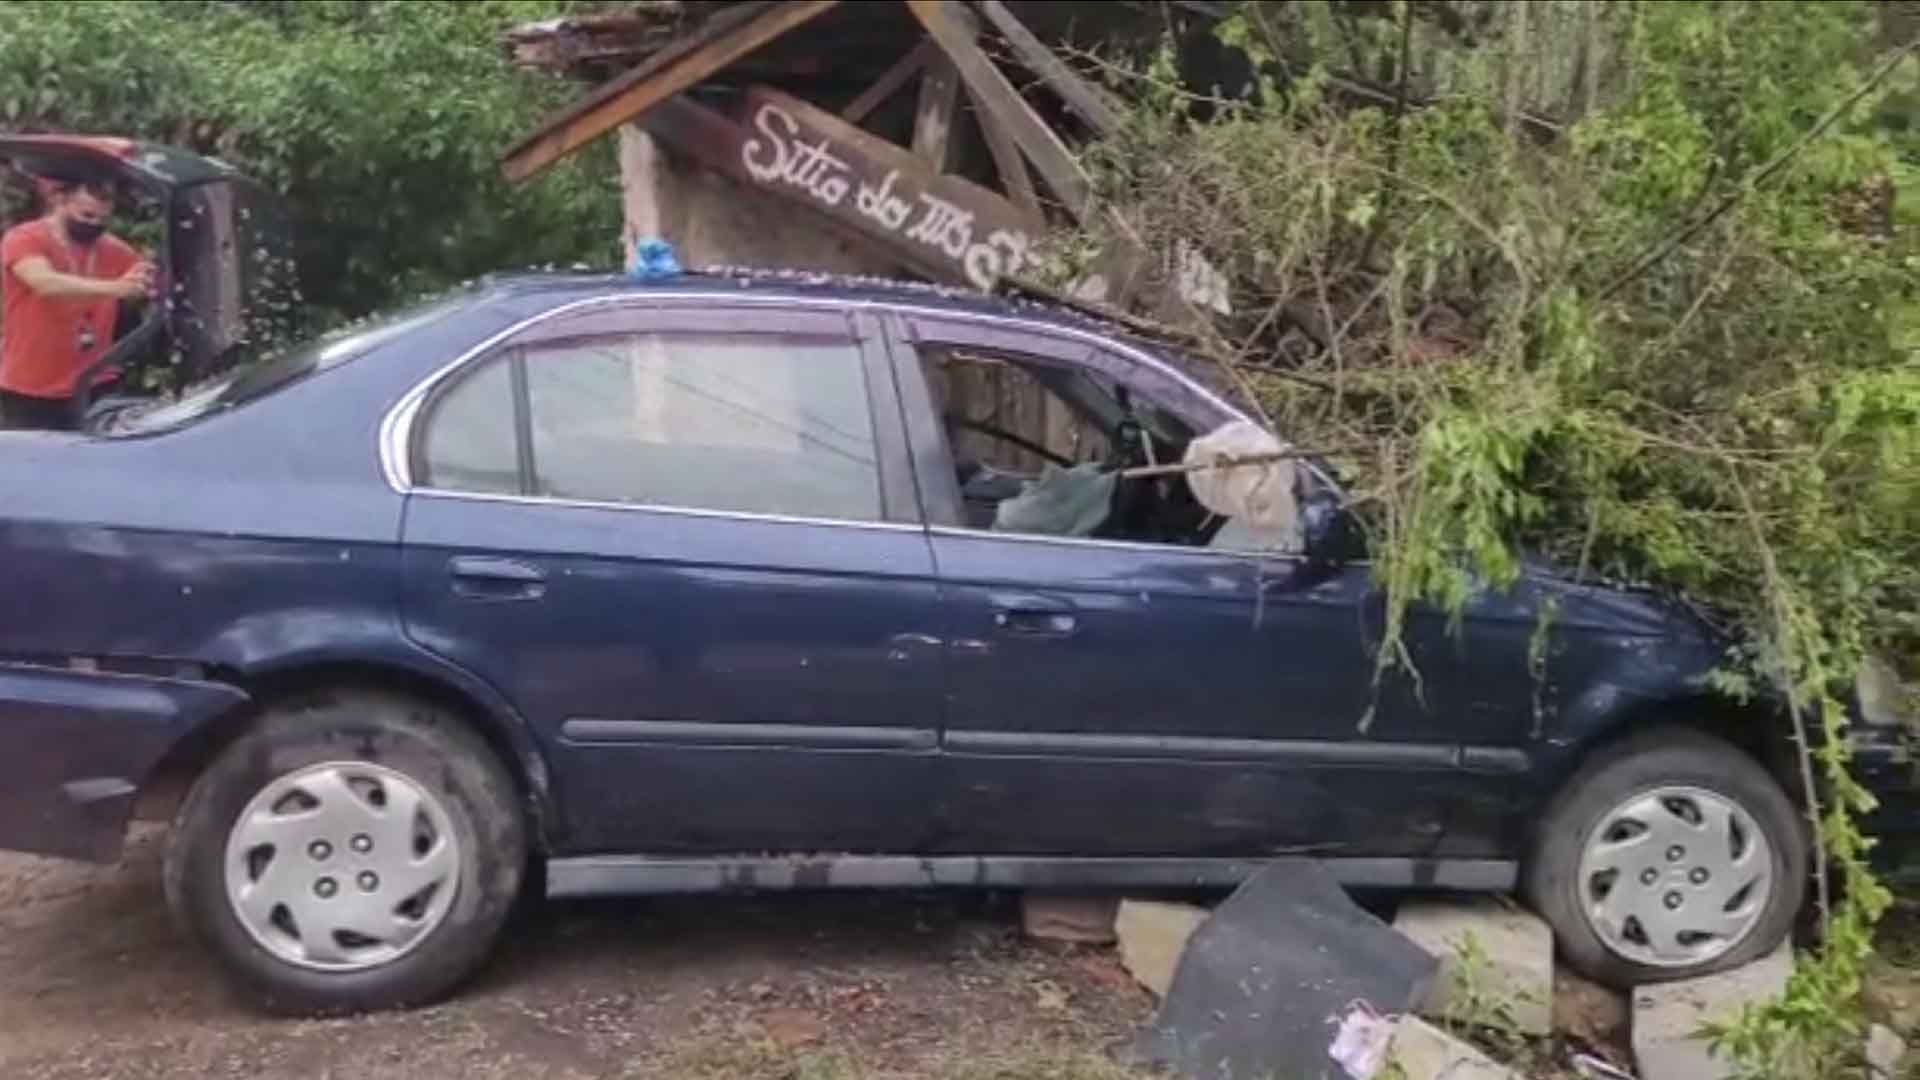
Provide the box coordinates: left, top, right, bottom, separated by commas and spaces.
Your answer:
471, 266, 1200, 359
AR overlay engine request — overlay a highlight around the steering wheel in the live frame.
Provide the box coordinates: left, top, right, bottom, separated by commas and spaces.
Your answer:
945, 414, 1076, 468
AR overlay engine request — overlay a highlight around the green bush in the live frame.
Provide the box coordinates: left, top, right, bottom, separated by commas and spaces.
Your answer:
1059, 3, 1920, 1074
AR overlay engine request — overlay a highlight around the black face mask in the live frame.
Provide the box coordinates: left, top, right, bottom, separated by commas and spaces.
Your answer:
65, 220, 106, 245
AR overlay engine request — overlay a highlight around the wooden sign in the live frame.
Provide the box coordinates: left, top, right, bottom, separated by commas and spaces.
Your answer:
644, 84, 1041, 290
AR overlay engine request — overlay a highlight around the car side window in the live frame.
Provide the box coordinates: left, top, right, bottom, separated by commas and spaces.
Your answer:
915, 343, 1309, 554
521, 331, 882, 522
419, 356, 518, 496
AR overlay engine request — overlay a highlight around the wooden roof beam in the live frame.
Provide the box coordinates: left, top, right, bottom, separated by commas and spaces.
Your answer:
970, 87, 1042, 225
912, 55, 962, 170
974, 0, 1125, 136
841, 40, 935, 124
906, 0, 1091, 217
501, 0, 841, 183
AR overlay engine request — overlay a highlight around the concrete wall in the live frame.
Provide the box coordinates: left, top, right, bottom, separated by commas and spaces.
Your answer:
619, 124, 898, 276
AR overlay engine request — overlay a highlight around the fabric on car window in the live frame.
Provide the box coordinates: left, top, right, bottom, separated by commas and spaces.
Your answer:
993, 462, 1116, 537
1186, 421, 1302, 552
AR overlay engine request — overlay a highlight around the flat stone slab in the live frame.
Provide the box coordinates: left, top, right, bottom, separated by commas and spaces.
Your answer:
1631, 943, 1793, 1080
1389, 1016, 1521, 1080
1114, 899, 1209, 999
1867, 1022, 1907, 1080
1393, 896, 1554, 1035
1136, 859, 1437, 1080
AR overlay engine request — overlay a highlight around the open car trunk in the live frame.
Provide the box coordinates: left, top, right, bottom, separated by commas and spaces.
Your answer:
0, 135, 298, 425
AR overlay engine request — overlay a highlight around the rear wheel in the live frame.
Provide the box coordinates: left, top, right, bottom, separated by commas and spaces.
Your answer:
164, 689, 527, 1014
1524, 728, 1806, 988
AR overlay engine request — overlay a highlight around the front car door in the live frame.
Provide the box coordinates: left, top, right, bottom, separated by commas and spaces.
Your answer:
395, 299, 945, 855
887, 310, 1500, 878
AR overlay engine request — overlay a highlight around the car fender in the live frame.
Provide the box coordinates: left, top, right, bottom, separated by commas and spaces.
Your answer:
194, 608, 561, 849
0, 662, 250, 861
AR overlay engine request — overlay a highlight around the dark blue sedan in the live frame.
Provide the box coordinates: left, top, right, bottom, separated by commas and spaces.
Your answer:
0, 268, 1912, 1014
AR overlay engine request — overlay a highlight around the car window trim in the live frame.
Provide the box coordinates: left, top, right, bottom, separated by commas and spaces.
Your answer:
508, 350, 535, 495
406, 486, 930, 535
926, 523, 1309, 562
850, 309, 920, 523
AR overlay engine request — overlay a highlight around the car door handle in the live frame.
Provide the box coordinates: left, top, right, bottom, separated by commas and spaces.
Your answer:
990, 595, 1078, 637
448, 556, 547, 600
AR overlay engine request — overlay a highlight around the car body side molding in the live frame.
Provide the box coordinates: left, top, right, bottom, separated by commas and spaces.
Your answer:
558, 718, 937, 751
546, 854, 1518, 897
944, 729, 1531, 771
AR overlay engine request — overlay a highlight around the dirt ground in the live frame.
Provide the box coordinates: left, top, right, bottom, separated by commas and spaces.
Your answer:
0, 830, 1154, 1080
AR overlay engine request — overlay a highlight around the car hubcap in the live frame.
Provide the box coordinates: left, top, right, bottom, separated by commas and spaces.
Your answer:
1576, 785, 1772, 968
223, 761, 460, 972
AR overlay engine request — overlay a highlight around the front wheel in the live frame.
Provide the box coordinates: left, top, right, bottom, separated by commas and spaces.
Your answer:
1524, 728, 1807, 989
164, 689, 527, 1014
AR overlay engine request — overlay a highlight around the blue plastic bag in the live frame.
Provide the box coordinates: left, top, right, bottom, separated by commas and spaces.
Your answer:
628, 237, 681, 280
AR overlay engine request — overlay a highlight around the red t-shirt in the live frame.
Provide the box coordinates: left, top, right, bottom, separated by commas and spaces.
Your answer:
0, 219, 138, 399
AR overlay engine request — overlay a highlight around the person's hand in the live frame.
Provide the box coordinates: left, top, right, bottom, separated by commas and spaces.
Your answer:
112, 261, 155, 300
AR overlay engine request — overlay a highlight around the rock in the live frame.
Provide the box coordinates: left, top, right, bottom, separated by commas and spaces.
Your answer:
1113, 899, 1209, 998
1019, 893, 1118, 944
1393, 896, 1554, 1035
1388, 1016, 1522, 1080
1630, 943, 1793, 1080
1867, 1023, 1907, 1080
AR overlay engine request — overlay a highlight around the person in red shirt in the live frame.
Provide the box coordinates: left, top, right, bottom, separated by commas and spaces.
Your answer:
0, 169, 153, 430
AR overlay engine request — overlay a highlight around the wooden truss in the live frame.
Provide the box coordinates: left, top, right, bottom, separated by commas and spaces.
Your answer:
500, 0, 1144, 298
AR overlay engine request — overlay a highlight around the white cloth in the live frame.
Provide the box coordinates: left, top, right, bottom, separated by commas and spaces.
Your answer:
1185, 420, 1302, 552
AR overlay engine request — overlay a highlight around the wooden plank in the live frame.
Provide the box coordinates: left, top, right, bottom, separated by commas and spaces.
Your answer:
975, 0, 1125, 135
501, 0, 840, 183
841, 40, 934, 124
641, 86, 1040, 290
968, 86, 1042, 226
912, 54, 962, 169
905, 0, 1090, 218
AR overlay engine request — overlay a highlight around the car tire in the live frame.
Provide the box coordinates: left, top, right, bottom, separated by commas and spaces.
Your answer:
1524, 727, 1807, 990
163, 688, 527, 1015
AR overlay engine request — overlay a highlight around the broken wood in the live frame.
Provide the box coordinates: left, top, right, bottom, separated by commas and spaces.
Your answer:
502, 0, 840, 182
642, 86, 1038, 290
975, 0, 1126, 136
906, 0, 1091, 217
912, 54, 962, 170
503, 8, 687, 74
841, 39, 934, 124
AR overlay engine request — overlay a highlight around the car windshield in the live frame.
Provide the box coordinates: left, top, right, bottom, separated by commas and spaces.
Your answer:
98, 296, 462, 436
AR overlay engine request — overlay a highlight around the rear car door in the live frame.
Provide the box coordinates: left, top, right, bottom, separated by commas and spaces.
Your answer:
397, 300, 944, 855
888, 311, 1469, 864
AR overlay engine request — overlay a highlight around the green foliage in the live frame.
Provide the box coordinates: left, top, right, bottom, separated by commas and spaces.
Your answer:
1063, 2, 1920, 1075
0, 0, 619, 324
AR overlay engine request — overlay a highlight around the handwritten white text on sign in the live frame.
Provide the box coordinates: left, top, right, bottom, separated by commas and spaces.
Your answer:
740, 102, 1030, 290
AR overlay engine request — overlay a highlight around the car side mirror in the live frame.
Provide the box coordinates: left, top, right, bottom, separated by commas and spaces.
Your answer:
1298, 474, 1360, 566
